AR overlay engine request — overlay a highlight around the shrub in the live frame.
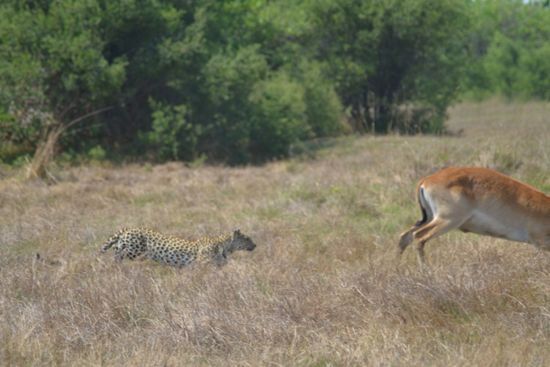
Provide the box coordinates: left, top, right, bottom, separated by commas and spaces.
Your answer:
249, 71, 311, 161
297, 61, 345, 137
145, 101, 199, 161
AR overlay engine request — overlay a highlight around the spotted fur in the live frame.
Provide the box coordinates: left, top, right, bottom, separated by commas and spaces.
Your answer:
100, 227, 256, 267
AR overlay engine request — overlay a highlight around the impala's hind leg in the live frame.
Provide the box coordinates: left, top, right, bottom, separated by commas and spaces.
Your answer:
397, 221, 433, 263
398, 226, 418, 255
412, 216, 467, 265
398, 212, 432, 258
398, 185, 433, 259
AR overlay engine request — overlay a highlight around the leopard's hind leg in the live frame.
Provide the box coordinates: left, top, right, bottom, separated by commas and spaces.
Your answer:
100, 233, 122, 253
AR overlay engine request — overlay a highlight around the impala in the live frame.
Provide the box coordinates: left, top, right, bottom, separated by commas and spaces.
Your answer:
398, 167, 550, 264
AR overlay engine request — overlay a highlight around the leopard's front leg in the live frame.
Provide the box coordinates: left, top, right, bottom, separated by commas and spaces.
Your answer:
212, 246, 228, 267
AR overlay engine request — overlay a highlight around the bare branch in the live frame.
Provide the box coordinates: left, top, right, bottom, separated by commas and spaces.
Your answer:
58, 100, 77, 120
64, 106, 114, 131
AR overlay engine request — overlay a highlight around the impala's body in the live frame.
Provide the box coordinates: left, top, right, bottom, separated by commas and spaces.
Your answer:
399, 167, 550, 264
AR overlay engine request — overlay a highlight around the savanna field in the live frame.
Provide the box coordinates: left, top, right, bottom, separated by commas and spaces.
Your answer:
1, 100, 549, 366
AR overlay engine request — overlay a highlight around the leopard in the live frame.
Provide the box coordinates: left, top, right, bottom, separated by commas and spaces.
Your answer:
100, 227, 256, 267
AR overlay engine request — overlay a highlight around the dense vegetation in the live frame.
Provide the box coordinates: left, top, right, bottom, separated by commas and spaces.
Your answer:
0, 0, 549, 171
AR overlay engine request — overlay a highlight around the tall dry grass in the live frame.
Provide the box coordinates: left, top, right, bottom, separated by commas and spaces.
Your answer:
0, 99, 549, 366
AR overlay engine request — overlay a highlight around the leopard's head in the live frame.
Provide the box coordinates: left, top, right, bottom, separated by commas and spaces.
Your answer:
229, 229, 256, 252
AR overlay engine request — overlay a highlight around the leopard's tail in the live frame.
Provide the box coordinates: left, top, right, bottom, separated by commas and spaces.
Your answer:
100, 228, 126, 253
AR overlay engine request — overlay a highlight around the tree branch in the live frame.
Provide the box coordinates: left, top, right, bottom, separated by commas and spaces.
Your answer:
64, 106, 114, 131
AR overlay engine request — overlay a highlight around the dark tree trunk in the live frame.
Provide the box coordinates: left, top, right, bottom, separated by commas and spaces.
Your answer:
375, 102, 390, 133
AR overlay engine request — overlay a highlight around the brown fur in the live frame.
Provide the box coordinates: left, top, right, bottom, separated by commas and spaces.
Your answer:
399, 167, 550, 265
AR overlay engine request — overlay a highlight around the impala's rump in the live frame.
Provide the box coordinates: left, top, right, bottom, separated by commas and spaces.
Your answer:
416, 186, 431, 227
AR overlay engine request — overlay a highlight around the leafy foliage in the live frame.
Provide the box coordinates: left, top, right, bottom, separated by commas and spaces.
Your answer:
306, 0, 470, 133
0, 0, 547, 168
145, 101, 197, 161
249, 71, 311, 161
0, 0, 127, 176
463, 0, 550, 100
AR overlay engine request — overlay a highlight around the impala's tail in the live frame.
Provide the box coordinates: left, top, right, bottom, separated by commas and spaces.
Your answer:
415, 185, 432, 227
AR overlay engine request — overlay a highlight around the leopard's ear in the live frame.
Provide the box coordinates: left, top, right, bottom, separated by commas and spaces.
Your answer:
233, 228, 241, 236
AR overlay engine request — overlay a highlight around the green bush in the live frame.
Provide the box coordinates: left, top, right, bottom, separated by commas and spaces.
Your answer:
249, 71, 311, 160
0, 109, 37, 163
462, 0, 550, 100
306, 0, 470, 133
145, 101, 198, 161
87, 145, 107, 162
2, 0, 547, 167
297, 61, 345, 137
201, 45, 269, 163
